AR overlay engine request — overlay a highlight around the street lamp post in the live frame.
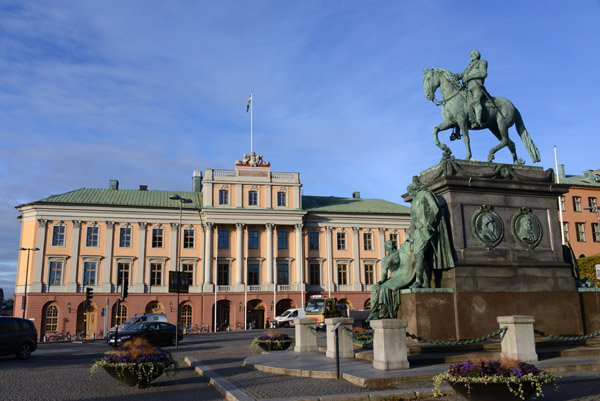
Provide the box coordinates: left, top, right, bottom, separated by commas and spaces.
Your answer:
19, 247, 40, 319
584, 205, 600, 243
170, 194, 193, 348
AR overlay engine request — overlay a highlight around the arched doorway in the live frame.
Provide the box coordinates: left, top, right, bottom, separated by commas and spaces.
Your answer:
276, 299, 292, 317
364, 298, 371, 309
111, 302, 128, 326
41, 303, 59, 340
181, 304, 193, 329
212, 300, 230, 331
76, 301, 98, 338
247, 299, 265, 329
145, 301, 164, 314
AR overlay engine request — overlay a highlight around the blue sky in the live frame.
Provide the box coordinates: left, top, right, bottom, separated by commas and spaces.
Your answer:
1, 1, 599, 298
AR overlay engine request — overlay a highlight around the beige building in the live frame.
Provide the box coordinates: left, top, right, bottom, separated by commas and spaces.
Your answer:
15, 154, 410, 339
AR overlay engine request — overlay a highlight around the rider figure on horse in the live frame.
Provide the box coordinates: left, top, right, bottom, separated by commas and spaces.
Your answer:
456, 50, 488, 128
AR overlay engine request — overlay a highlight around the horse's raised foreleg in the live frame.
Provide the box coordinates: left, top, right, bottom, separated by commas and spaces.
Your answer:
432, 121, 455, 154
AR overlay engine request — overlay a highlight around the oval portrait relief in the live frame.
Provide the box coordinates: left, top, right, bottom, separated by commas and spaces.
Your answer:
471, 205, 504, 250
511, 208, 543, 250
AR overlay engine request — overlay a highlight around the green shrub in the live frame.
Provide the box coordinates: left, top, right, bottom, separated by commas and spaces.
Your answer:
577, 253, 600, 285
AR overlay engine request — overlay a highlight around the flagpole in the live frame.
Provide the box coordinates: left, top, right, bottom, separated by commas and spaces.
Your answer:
554, 145, 566, 245
250, 91, 253, 154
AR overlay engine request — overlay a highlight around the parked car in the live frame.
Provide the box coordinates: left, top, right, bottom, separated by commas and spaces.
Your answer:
0, 316, 37, 359
108, 313, 168, 335
107, 321, 183, 347
274, 308, 305, 328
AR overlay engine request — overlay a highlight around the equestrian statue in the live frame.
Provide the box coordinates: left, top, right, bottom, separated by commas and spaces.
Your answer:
423, 50, 541, 164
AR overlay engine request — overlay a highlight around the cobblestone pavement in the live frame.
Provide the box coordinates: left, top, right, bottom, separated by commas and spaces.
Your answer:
0, 340, 224, 401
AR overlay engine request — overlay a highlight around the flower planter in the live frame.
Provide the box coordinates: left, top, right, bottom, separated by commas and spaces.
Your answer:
103, 364, 165, 387
257, 339, 293, 351
449, 381, 537, 401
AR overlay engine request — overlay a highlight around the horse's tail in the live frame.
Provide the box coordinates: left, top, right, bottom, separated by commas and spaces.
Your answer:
514, 108, 541, 163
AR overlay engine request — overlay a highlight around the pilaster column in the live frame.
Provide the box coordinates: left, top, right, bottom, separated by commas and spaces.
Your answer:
265, 184, 272, 208
236, 223, 244, 284
266, 223, 273, 285
352, 227, 361, 290
295, 224, 303, 286
204, 223, 214, 287
132, 222, 147, 292
31, 219, 47, 292
236, 184, 242, 207
326, 226, 333, 296
66, 220, 82, 292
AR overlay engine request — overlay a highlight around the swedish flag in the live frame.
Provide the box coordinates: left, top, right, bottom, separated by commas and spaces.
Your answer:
246, 94, 252, 112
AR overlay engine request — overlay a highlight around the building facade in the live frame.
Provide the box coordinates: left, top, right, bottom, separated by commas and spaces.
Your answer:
15, 155, 410, 339
557, 165, 600, 258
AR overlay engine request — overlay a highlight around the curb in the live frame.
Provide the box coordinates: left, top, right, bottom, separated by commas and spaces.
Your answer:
185, 356, 254, 401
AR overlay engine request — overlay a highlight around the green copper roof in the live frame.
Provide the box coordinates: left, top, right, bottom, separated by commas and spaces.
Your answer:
302, 195, 410, 214
559, 172, 600, 188
25, 188, 202, 209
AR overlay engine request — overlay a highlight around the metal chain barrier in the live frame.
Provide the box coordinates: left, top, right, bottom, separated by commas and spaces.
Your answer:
534, 328, 600, 342
405, 326, 507, 346
342, 327, 374, 345
307, 326, 327, 339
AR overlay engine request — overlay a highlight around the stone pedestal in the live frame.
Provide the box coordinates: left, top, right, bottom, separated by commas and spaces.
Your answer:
371, 319, 409, 370
497, 315, 538, 362
325, 318, 354, 359
294, 318, 318, 353
398, 160, 587, 340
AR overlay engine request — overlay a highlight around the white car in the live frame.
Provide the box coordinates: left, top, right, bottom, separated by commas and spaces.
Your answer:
274, 308, 305, 328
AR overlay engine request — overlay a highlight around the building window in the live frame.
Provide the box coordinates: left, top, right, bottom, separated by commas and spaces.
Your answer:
219, 189, 228, 205
559, 196, 566, 212
116, 303, 127, 325
337, 264, 348, 285
181, 304, 193, 327
182, 263, 194, 285
45, 305, 58, 333
117, 263, 130, 286
563, 222, 570, 242
277, 191, 286, 207
576, 222, 586, 242
150, 263, 162, 286
217, 263, 229, 286
86, 226, 99, 247
363, 232, 373, 251
218, 229, 229, 249
152, 227, 163, 248
364, 263, 374, 285
309, 232, 319, 250
52, 225, 65, 246
120, 227, 132, 247
389, 233, 399, 249
183, 229, 194, 249
593, 223, 600, 243
590, 197, 598, 209
247, 263, 259, 285
309, 264, 320, 285
278, 231, 288, 249
83, 262, 97, 286
49, 261, 63, 285
248, 230, 259, 249
337, 232, 346, 251
248, 190, 258, 206
573, 196, 582, 212
277, 263, 289, 285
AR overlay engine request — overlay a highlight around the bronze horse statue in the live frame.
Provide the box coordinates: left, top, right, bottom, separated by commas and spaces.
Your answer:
423, 68, 540, 164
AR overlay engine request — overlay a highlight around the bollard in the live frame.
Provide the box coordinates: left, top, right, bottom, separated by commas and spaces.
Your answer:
294, 319, 319, 353
371, 319, 410, 370
325, 318, 354, 359
497, 315, 538, 362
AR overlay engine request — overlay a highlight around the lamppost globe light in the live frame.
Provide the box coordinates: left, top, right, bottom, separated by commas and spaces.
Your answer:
169, 194, 181, 200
